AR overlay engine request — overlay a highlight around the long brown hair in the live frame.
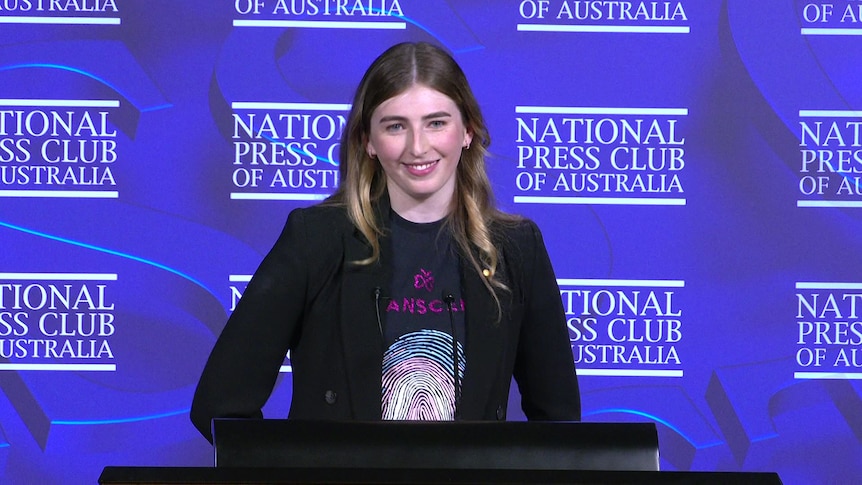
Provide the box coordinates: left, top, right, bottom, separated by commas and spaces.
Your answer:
327, 42, 519, 310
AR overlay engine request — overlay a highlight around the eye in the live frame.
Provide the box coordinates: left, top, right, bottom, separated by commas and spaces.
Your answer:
385, 123, 404, 132
428, 119, 446, 129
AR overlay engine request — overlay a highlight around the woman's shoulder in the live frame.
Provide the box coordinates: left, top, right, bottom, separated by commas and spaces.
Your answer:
490, 213, 542, 244
286, 201, 352, 231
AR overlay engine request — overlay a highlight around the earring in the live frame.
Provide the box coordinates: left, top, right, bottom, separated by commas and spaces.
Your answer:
464, 143, 471, 150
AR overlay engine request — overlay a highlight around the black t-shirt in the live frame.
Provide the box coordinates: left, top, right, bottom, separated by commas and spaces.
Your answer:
381, 211, 466, 420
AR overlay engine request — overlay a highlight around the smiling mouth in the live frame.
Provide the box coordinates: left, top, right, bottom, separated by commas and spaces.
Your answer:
404, 160, 438, 171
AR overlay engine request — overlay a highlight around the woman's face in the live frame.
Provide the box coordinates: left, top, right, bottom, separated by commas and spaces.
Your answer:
365, 84, 472, 221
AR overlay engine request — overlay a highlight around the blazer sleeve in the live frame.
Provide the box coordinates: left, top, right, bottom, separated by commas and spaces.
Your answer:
190, 208, 311, 442
512, 220, 582, 421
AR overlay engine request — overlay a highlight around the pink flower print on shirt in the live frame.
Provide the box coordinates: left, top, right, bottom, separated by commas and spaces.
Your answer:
414, 269, 434, 292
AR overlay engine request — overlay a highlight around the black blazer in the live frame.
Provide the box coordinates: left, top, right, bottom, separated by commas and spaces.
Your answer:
191, 200, 580, 442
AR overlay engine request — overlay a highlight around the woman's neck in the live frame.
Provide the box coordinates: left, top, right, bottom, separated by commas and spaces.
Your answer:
388, 191, 453, 223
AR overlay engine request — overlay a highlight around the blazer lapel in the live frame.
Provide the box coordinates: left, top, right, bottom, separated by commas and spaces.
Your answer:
339, 228, 388, 420
458, 259, 506, 418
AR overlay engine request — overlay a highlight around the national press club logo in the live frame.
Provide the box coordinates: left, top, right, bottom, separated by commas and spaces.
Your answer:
561, 278, 686, 377
799, 1, 862, 34
516, 1, 690, 34
513, 106, 688, 206
0, 273, 117, 371
0, 0, 119, 23
0, 100, 120, 199
797, 110, 862, 208
233, 0, 406, 28
230, 103, 345, 201
794, 282, 862, 380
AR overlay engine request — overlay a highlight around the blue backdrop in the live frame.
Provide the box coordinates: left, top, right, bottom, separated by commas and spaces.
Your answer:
1, 1, 860, 483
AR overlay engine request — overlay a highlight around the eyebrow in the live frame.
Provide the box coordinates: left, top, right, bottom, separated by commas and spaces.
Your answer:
377, 111, 453, 124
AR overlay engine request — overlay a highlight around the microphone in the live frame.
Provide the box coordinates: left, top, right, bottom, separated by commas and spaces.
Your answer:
442, 290, 461, 419
373, 287, 385, 341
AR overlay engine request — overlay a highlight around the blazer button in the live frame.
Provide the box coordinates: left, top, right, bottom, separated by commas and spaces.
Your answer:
496, 405, 505, 420
325, 390, 337, 405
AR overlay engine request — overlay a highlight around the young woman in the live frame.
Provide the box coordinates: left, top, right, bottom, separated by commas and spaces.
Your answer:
191, 42, 580, 442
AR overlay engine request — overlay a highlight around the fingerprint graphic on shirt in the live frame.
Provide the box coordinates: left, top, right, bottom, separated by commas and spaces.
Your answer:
381, 329, 465, 421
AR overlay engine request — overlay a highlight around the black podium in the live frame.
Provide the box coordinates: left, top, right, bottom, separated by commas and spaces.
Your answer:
212, 419, 660, 471
99, 420, 784, 484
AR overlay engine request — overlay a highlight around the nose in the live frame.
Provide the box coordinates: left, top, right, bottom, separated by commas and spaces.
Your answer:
408, 129, 429, 157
